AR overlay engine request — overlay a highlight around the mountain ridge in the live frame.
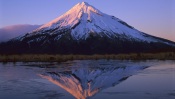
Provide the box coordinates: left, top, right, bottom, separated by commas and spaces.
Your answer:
0, 2, 175, 54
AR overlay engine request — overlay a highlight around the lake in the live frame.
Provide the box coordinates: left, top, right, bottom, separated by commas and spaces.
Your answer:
0, 60, 175, 99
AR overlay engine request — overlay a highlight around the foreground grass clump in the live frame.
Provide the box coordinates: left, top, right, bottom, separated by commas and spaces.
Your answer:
0, 52, 175, 62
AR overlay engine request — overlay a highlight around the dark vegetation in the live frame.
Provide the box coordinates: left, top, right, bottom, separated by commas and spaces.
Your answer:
0, 32, 175, 55
0, 31, 175, 62
0, 52, 175, 62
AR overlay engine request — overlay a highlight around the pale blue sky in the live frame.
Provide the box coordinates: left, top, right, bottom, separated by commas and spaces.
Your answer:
0, 0, 174, 41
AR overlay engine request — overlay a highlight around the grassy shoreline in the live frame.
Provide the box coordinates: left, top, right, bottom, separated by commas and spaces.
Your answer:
0, 52, 175, 62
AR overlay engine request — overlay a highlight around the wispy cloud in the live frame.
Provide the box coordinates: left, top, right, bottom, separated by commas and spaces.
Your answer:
0, 24, 41, 42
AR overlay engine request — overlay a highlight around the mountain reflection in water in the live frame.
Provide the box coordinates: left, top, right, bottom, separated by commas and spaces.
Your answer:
40, 60, 148, 99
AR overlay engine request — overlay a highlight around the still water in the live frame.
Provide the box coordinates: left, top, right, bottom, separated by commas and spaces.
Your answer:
0, 60, 175, 99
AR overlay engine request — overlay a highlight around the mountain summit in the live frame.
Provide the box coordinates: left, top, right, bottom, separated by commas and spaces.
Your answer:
0, 2, 175, 54
30, 2, 152, 41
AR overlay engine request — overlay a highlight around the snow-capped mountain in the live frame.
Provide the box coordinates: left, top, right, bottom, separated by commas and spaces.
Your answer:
0, 2, 175, 54
40, 60, 148, 99
17, 2, 172, 42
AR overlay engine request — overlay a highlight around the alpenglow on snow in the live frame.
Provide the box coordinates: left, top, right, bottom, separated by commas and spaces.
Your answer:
0, 2, 175, 54
21, 2, 168, 42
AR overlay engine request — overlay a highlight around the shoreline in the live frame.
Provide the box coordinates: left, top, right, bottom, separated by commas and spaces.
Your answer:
0, 52, 175, 62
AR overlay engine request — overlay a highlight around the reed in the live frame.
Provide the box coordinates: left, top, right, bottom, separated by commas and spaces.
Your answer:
0, 52, 175, 62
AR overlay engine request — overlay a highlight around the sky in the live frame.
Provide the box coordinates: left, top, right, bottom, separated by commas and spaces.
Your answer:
0, 0, 174, 41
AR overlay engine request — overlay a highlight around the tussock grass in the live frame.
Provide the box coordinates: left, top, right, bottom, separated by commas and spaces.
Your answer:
0, 52, 175, 62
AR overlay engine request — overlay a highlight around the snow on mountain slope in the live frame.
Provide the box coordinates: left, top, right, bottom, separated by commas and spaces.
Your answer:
26, 2, 160, 42
1, 2, 174, 54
